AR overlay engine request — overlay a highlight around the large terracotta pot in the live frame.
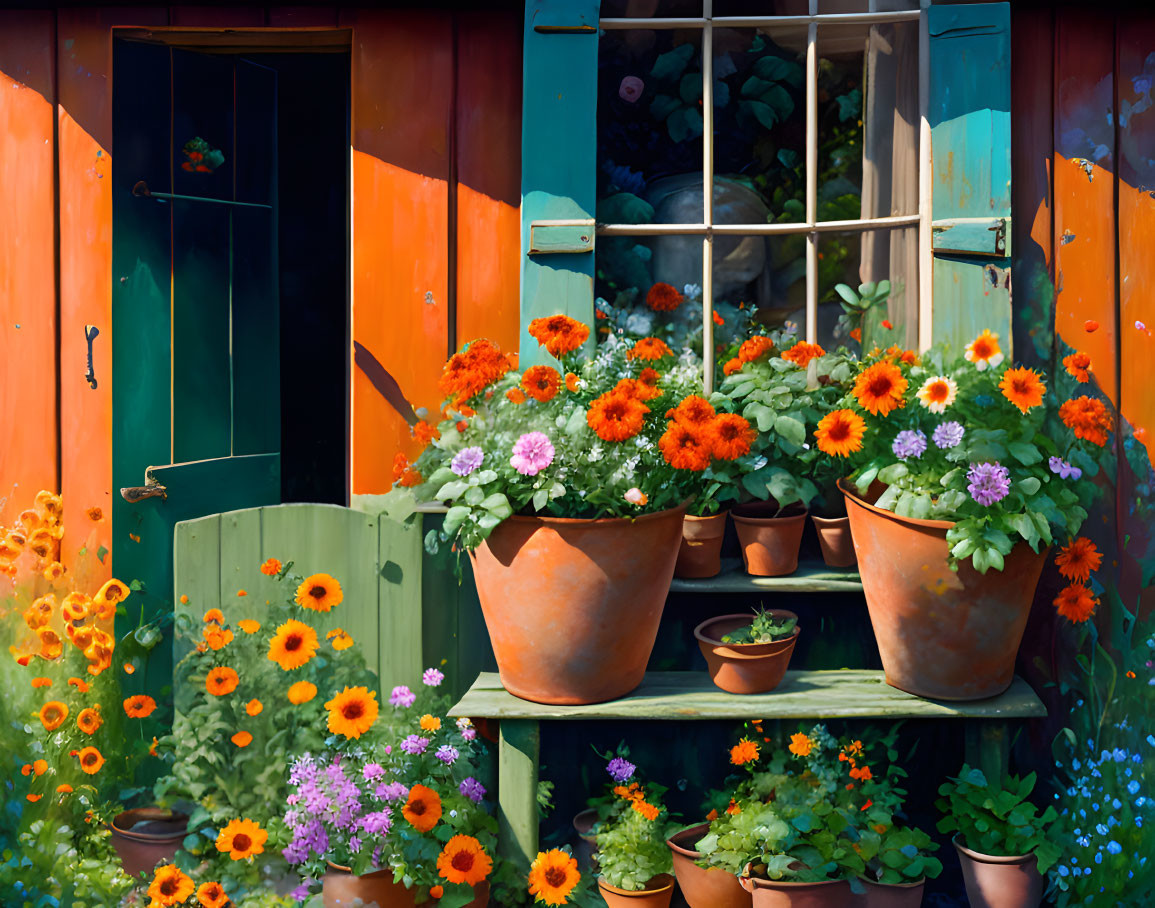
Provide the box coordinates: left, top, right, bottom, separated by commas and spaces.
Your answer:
574, 808, 600, 870
733, 511, 807, 576
694, 612, 799, 694
108, 807, 188, 878
859, 877, 925, 908
598, 873, 675, 907
676, 512, 728, 578
810, 515, 856, 568
954, 838, 1042, 908
470, 507, 685, 704
323, 864, 489, 908
739, 873, 853, 907
839, 480, 1049, 700
667, 823, 751, 908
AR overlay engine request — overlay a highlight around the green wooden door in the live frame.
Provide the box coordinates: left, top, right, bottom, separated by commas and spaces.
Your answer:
112, 42, 281, 700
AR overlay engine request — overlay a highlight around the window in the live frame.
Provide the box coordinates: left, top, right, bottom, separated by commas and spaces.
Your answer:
594, 0, 929, 390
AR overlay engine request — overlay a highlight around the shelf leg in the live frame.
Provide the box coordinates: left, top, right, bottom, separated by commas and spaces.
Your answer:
499, 718, 540, 874
964, 720, 1010, 782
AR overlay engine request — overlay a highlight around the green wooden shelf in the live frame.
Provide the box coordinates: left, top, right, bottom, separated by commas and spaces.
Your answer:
449, 670, 1046, 722
668, 558, 863, 594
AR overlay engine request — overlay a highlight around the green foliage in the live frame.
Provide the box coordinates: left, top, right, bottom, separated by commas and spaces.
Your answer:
720, 607, 797, 645
833, 281, 891, 348
593, 784, 675, 891
869, 824, 942, 885
935, 764, 1060, 873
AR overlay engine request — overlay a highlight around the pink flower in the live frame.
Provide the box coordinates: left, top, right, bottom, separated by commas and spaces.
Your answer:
619, 76, 644, 103
510, 432, 555, 476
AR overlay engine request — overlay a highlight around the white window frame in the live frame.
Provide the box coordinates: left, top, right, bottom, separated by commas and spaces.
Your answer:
598, 0, 933, 392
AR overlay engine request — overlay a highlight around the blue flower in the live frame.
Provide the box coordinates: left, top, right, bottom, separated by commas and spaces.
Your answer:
1134, 754, 1144, 763
1095, 852, 1103, 864
1112, 799, 1123, 810
1108, 816, 1119, 828
1058, 865, 1070, 877
1107, 841, 1122, 855
1078, 835, 1091, 847
1096, 824, 1109, 836
1138, 797, 1149, 808
1128, 780, 1141, 795
1072, 759, 1082, 770
1085, 867, 1093, 875
1146, 734, 1155, 748
1113, 748, 1128, 763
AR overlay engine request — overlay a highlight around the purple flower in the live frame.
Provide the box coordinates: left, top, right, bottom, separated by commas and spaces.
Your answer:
967, 462, 1012, 507
619, 75, 644, 103
290, 881, 316, 903
510, 432, 555, 477
451, 446, 484, 477
933, 421, 965, 449
457, 717, 478, 741
892, 429, 927, 460
436, 744, 460, 765
363, 763, 385, 782
400, 734, 429, 755
460, 777, 487, 803
361, 810, 392, 835
390, 685, 417, 707
377, 781, 409, 802
1049, 456, 1083, 480
422, 667, 444, 687
606, 757, 636, 783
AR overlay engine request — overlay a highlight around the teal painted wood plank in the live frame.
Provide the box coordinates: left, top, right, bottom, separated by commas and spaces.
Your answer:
669, 558, 862, 594
498, 719, 541, 874
931, 218, 1010, 258
449, 671, 1047, 721
172, 514, 221, 672
520, 0, 601, 366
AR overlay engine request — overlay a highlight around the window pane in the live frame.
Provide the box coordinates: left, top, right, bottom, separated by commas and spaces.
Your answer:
601, 0, 702, 17
818, 227, 918, 349
817, 20, 919, 221
714, 0, 809, 15
710, 233, 808, 335
597, 27, 704, 224
711, 27, 807, 224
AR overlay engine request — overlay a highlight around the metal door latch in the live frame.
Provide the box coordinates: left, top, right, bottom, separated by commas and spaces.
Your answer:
120, 478, 167, 503
85, 325, 99, 389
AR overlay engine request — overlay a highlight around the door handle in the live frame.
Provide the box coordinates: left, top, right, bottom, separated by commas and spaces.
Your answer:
120, 480, 167, 503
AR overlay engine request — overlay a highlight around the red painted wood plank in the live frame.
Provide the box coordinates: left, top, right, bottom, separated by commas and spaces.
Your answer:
266, 7, 340, 28
167, 7, 266, 27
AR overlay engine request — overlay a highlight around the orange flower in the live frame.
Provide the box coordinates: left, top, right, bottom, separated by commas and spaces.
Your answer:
587, 391, 649, 442
850, 326, 862, 342
1054, 583, 1098, 623
31, 677, 51, 688
781, 341, 826, 368
203, 608, 225, 624
522, 365, 562, 402
413, 420, 441, 446
26, 794, 41, 803
203, 625, 234, 651
325, 686, 379, 739
42, 561, 66, 583
78, 746, 105, 775
853, 361, 908, 416
1055, 537, 1103, 583
706, 808, 719, 821
124, 695, 157, 718
67, 677, 89, 692
713, 309, 725, 326
1060, 396, 1113, 447
439, 338, 514, 404
726, 799, 741, 815
32, 759, 47, 776
288, 681, 317, 704
631, 799, 660, 821
295, 573, 343, 612
77, 707, 102, 735
730, 738, 760, 765
710, 413, 756, 460
565, 372, 581, 393
645, 281, 684, 312
506, 387, 527, 405
231, 731, 253, 748
24, 595, 55, 630
268, 620, 319, 671
528, 849, 581, 906
1063, 351, 1092, 383
94, 578, 131, 607
206, 666, 240, 696
815, 409, 867, 457
196, 881, 229, 908
216, 818, 267, 860
849, 764, 873, 781
964, 329, 1005, 371
237, 619, 260, 634
403, 784, 443, 832
245, 698, 263, 716
788, 733, 813, 756
436, 834, 493, 886
670, 395, 716, 427
659, 422, 713, 471
738, 335, 775, 364
39, 700, 68, 732
528, 315, 590, 358
61, 593, 91, 625
420, 713, 442, 732
56, 784, 73, 794
722, 357, 743, 376
999, 366, 1046, 414
627, 337, 673, 361
260, 557, 282, 576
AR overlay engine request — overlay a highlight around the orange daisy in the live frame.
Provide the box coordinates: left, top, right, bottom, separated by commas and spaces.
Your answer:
788, 733, 813, 756
815, 409, 867, 457
268, 620, 319, 671
670, 395, 716, 427
565, 372, 581, 393
413, 420, 441, 446
295, 573, 342, 612
77, 707, 102, 735
206, 666, 240, 696
124, 695, 157, 718
631, 799, 660, 821
645, 281, 684, 312
37, 628, 63, 661
1063, 351, 1092, 383
659, 422, 713, 471
215, 817, 267, 860
245, 698, 263, 716
738, 335, 775, 364
722, 357, 743, 376
527, 315, 590, 358
710, 414, 757, 461
781, 341, 826, 368
522, 365, 562, 402
627, 337, 674, 361
78, 746, 105, 775
506, 387, 527, 405
203, 608, 225, 624
231, 731, 253, 748
148, 864, 195, 906
403, 784, 443, 832
1055, 537, 1103, 583
237, 619, 260, 634
587, 391, 649, 442
436, 834, 493, 886
1060, 396, 1113, 447
439, 338, 514, 404
260, 557, 282, 576
1054, 583, 1098, 623
964, 329, 1005, 371
325, 686, 379, 739
999, 366, 1046, 414
288, 681, 317, 704
196, 881, 229, 908
730, 738, 760, 765
39, 701, 68, 732
24, 595, 54, 630
31, 677, 51, 689
528, 850, 580, 907
853, 361, 908, 416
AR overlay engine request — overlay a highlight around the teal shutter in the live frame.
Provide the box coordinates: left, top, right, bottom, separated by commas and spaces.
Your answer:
928, 3, 1012, 351
520, 0, 601, 366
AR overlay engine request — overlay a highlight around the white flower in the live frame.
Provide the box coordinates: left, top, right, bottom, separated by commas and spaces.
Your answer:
683, 283, 702, 300
915, 375, 958, 414
624, 488, 648, 506
626, 312, 654, 335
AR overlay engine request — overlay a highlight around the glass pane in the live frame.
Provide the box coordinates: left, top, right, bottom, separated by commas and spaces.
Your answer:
712, 233, 808, 331
710, 27, 808, 224
597, 27, 704, 223
714, 0, 809, 15
818, 227, 918, 350
816, 20, 920, 221
601, 0, 702, 17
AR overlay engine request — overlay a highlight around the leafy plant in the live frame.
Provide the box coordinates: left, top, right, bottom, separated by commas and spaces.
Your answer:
867, 824, 942, 885
594, 780, 675, 891
720, 608, 797, 645
833, 281, 891, 346
935, 764, 1061, 873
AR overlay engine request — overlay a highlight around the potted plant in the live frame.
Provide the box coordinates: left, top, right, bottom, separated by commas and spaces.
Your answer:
694, 607, 799, 694
936, 765, 1060, 908
572, 743, 641, 868
858, 823, 942, 908
594, 778, 677, 907
817, 336, 1105, 699
384, 322, 755, 704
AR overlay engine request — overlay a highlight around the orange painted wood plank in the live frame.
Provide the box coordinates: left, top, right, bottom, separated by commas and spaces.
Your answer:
0, 11, 59, 523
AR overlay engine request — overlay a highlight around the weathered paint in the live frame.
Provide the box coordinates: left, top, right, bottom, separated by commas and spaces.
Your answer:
519, 0, 600, 366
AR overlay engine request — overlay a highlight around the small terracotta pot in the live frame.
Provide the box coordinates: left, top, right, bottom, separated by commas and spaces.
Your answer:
810, 515, 856, 568
694, 612, 800, 694
323, 863, 489, 908
954, 838, 1042, 908
574, 807, 599, 870
667, 823, 751, 908
733, 511, 807, 576
470, 507, 685, 704
598, 873, 675, 907
676, 512, 728, 578
739, 872, 853, 907
108, 807, 188, 878
859, 877, 925, 908
840, 480, 1049, 700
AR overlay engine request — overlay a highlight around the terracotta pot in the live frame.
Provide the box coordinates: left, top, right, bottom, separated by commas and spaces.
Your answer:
676, 512, 728, 578
667, 823, 751, 908
733, 511, 808, 576
954, 838, 1042, 908
323, 863, 489, 908
739, 873, 853, 907
470, 507, 685, 704
839, 480, 1049, 700
859, 877, 925, 908
598, 873, 675, 907
810, 515, 856, 568
574, 807, 599, 870
694, 612, 800, 694
108, 807, 188, 878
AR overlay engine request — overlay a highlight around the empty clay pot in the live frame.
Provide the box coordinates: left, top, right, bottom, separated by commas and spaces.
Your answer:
733, 511, 807, 576
810, 515, 856, 568
108, 807, 188, 878
470, 506, 685, 704
694, 612, 800, 694
859, 877, 925, 908
739, 872, 853, 907
324, 864, 489, 908
954, 838, 1042, 908
676, 512, 728, 578
598, 873, 675, 907
667, 823, 751, 908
